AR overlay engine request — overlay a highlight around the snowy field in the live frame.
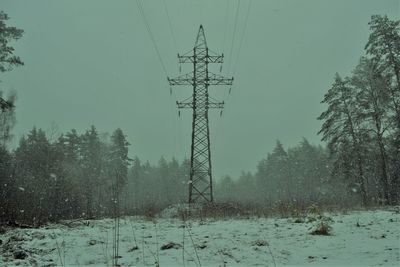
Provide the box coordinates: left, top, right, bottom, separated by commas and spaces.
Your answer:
1, 208, 399, 266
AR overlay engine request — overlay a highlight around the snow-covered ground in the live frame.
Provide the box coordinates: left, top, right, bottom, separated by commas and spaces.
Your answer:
1, 208, 399, 266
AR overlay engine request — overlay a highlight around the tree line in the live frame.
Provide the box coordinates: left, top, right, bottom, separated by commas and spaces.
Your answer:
1, 126, 132, 225
318, 15, 399, 206
215, 139, 334, 207
0, 124, 201, 225
216, 15, 400, 207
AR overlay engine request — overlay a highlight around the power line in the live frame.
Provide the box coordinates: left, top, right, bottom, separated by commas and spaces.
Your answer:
135, 0, 168, 76
163, 0, 179, 53
159, 0, 185, 158
232, 0, 252, 76
227, 0, 241, 75
221, 0, 230, 52
160, 0, 182, 156
136, 0, 180, 138
220, 0, 252, 118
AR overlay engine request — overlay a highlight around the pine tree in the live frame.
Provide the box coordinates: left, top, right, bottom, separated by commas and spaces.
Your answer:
366, 15, 400, 105
167, 157, 182, 203
57, 129, 84, 217
129, 157, 142, 212
366, 15, 400, 204
318, 74, 368, 205
108, 128, 131, 215
80, 126, 102, 218
14, 128, 53, 224
216, 175, 235, 202
0, 11, 24, 73
0, 145, 14, 223
109, 128, 131, 188
256, 141, 290, 203
0, 11, 22, 146
287, 138, 330, 202
0, 91, 16, 147
236, 171, 257, 203
351, 57, 391, 203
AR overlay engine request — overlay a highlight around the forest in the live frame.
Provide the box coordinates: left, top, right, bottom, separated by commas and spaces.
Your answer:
0, 13, 399, 228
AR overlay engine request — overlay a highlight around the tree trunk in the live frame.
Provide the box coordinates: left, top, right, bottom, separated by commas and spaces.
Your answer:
377, 138, 390, 204
342, 95, 368, 206
355, 152, 368, 206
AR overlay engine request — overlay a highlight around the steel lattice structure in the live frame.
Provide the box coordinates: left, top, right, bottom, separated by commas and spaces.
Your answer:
168, 25, 233, 203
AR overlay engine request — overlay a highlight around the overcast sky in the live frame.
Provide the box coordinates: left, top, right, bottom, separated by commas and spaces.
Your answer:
1, 0, 399, 179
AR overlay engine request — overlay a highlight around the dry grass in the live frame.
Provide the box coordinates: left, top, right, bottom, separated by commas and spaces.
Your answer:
310, 221, 332, 236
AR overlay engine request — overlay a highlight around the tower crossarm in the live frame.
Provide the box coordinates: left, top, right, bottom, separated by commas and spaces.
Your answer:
208, 101, 224, 109
178, 53, 224, 64
176, 101, 193, 109
176, 101, 224, 109
167, 73, 194, 86
207, 72, 234, 86
168, 72, 233, 86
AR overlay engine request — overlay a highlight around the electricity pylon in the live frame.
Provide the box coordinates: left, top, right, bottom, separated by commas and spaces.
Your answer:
168, 25, 233, 203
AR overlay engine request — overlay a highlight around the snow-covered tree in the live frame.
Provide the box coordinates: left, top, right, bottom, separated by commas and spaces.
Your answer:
351, 57, 391, 203
80, 126, 103, 218
318, 74, 369, 206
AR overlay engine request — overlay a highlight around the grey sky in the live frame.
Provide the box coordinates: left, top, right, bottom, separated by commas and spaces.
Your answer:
1, 0, 399, 179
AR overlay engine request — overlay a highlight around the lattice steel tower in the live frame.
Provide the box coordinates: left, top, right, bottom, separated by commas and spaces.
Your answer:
168, 25, 233, 203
